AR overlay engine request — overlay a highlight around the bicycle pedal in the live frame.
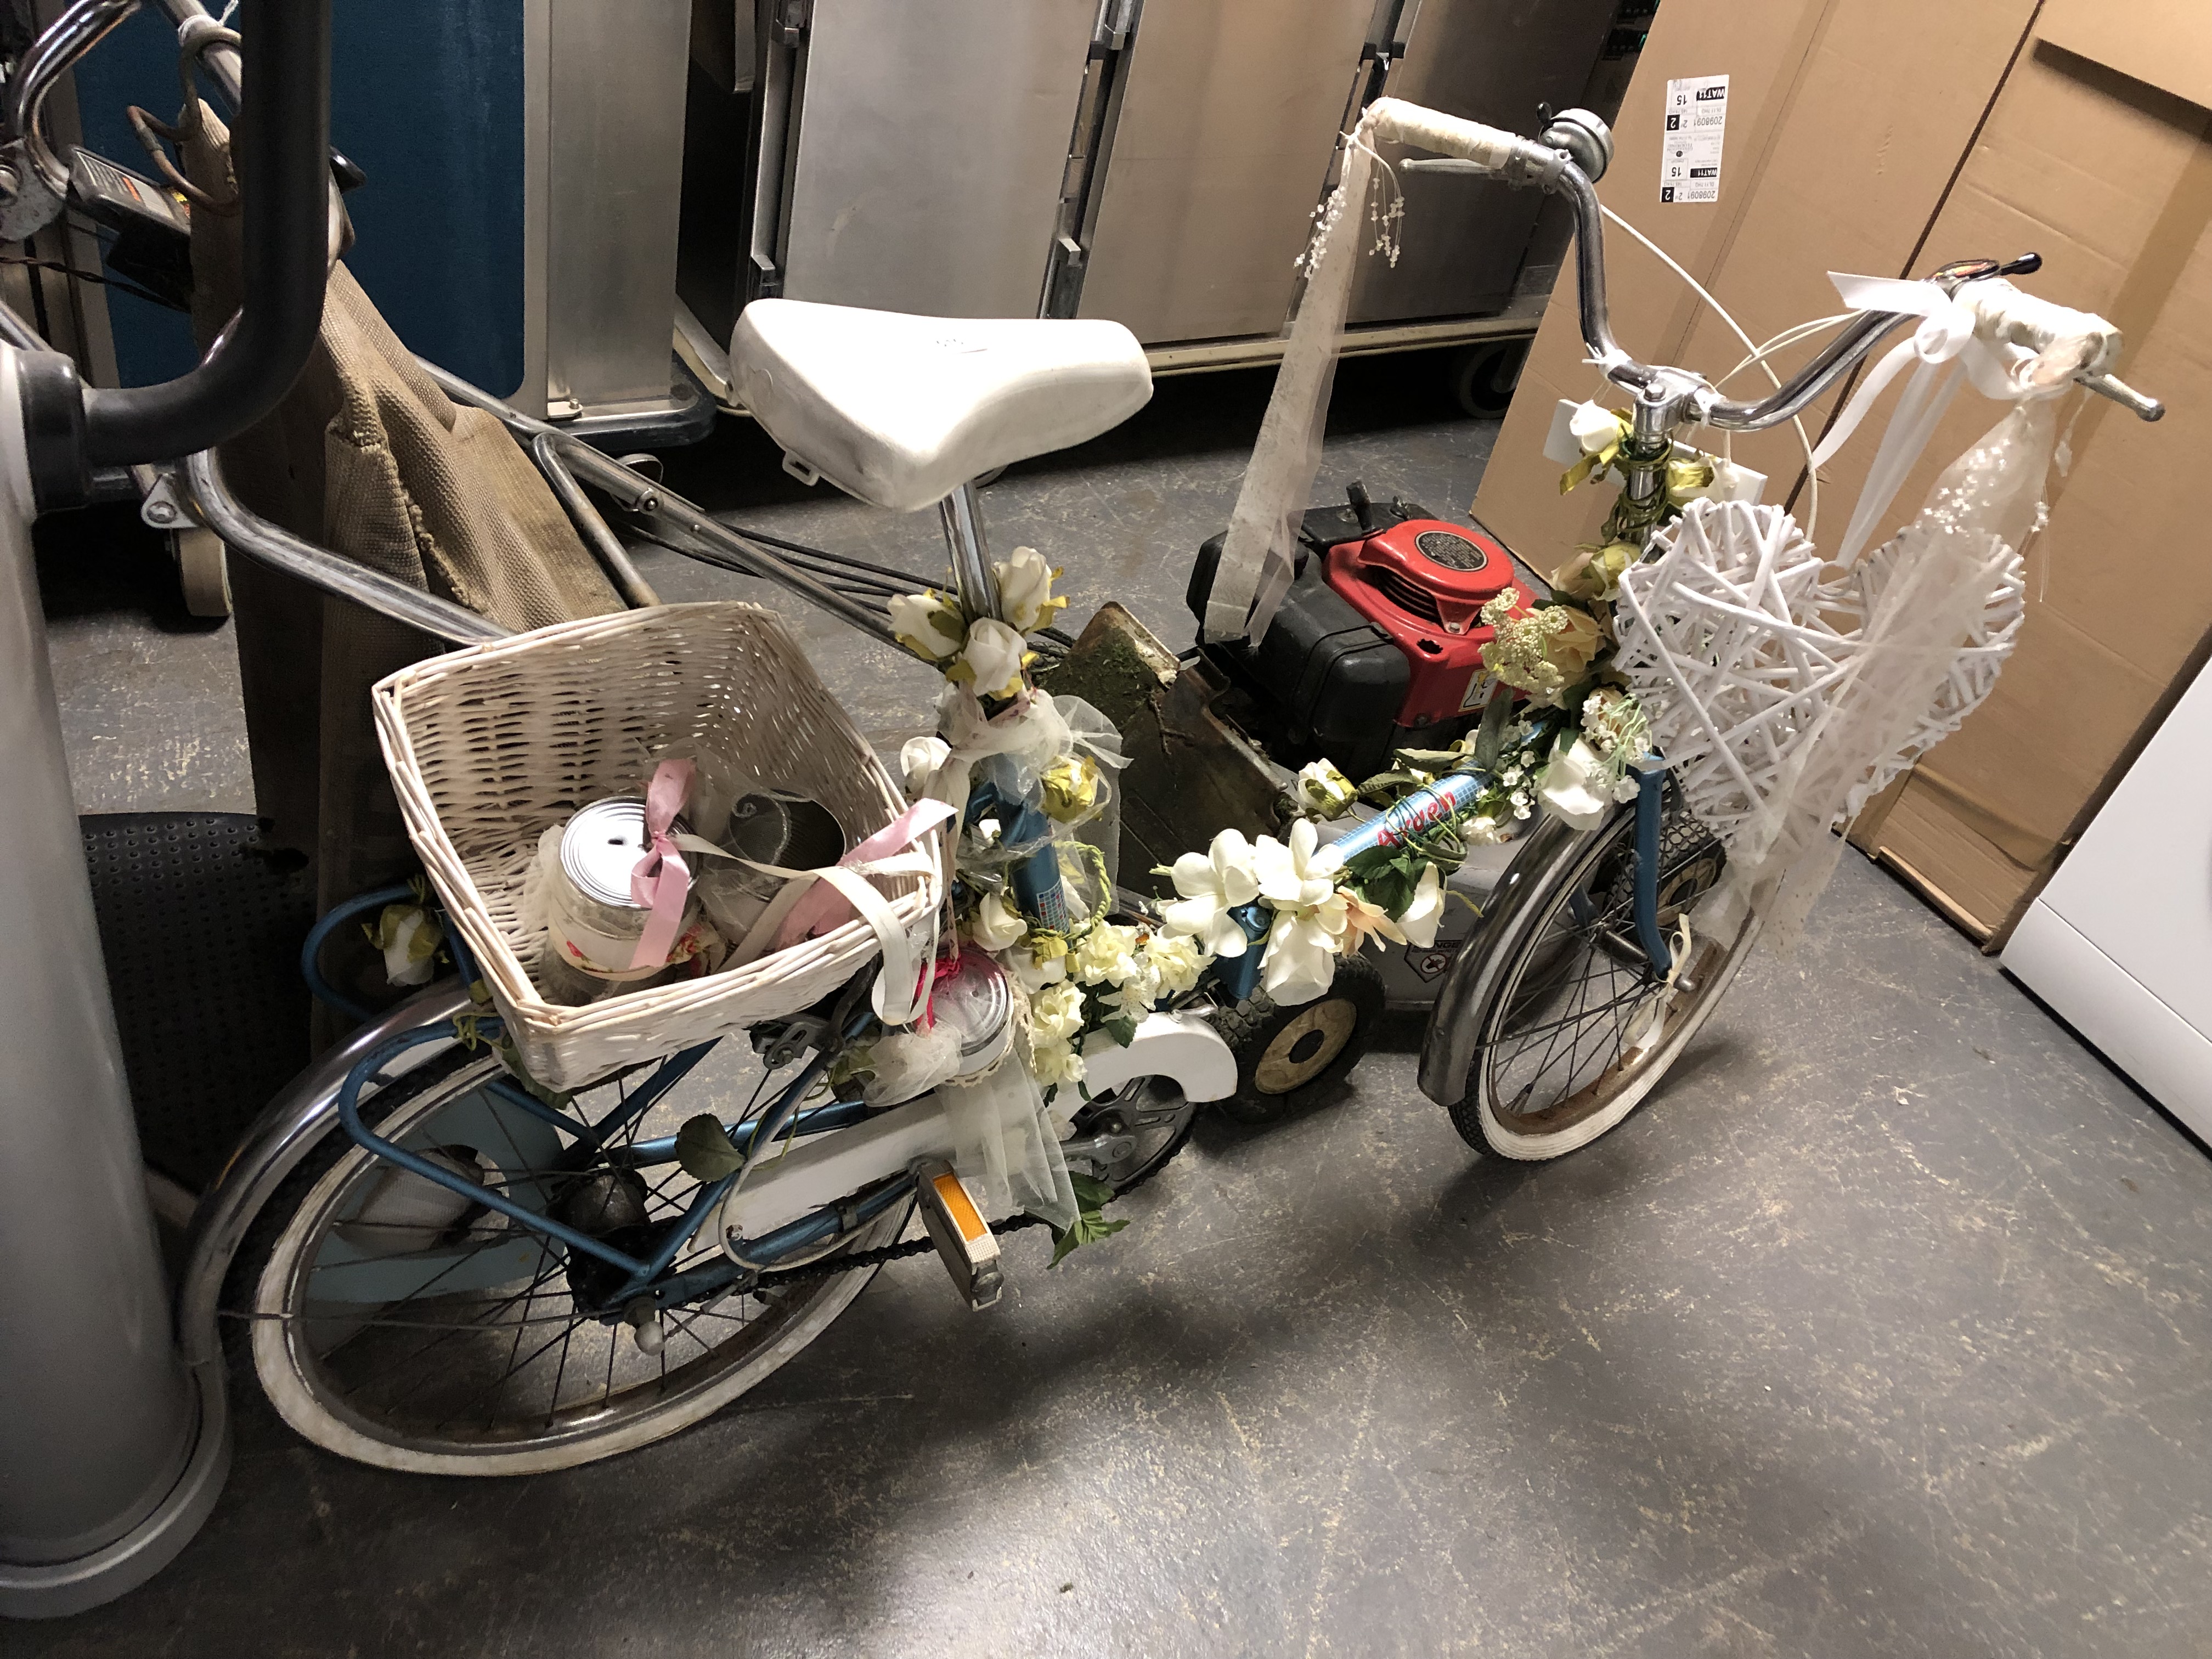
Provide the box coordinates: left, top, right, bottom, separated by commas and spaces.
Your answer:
912, 1158, 1002, 1311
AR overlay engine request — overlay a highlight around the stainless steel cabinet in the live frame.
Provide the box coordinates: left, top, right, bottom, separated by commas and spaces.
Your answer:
1074, 0, 1375, 345
695, 0, 1634, 374
778, 0, 1098, 318
1347, 0, 1618, 326
528, 0, 696, 423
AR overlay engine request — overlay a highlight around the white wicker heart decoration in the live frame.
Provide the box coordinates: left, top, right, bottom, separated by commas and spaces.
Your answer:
1832, 521, 2025, 808
1612, 496, 2025, 859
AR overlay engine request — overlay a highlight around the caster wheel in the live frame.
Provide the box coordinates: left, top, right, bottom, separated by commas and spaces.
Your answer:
1210, 952, 1384, 1125
172, 526, 231, 618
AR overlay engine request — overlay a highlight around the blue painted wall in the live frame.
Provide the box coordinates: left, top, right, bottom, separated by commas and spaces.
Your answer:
70, 1, 526, 395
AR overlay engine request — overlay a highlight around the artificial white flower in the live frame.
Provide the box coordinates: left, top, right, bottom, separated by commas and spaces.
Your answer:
951, 617, 1028, 700
1465, 815, 1503, 845
1008, 940, 1068, 991
994, 546, 1067, 635
1611, 775, 1644, 804
1030, 1035, 1087, 1087
967, 890, 1025, 952
1030, 979, 1086, 1043
1146, 933, 1207, 995
1163, 827, 1262, 956
1538, 738, 1615, 831
1070, 920, 1140, 987
1580, 686, 1651, 760
1253, 817, 1341, 912
1108, 959, 1161, 1017
1293, 758, 1358, 818
1261, 894, 1348, 1005
1396, 863, 1444, 949
887, 591, 966, 663
899, 733, 950, 798
1570, 399, 1626, 455
1339, 889, 1404, 955
378, 906, 439, 986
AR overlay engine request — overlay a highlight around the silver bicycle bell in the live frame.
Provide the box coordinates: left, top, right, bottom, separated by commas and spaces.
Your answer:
1538, 107, 1613, 182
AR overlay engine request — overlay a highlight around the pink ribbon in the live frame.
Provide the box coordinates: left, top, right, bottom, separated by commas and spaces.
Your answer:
773, 796, 956, 950
628, 758, 697, 970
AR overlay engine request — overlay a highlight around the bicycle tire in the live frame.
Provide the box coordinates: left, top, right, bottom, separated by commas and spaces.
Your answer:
223, 1038, 909, 1476
1446, 795, 1757, 1161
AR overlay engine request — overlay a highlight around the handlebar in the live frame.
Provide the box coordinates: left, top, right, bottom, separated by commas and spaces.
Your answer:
1384, 99, 2164, 431
4, 0, 338, 509
3, 0, 139, 204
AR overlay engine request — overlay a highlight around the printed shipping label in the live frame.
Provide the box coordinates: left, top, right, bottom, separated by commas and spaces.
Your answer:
1660, 74, 1728, 204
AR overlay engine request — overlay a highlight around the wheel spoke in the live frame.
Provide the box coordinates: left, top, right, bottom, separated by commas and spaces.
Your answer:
1481, 805, 1729, 1138
258, 1037, 907, 1465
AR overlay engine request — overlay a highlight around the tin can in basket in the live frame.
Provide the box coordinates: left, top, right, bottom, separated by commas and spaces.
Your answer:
537, 797, 714, 1005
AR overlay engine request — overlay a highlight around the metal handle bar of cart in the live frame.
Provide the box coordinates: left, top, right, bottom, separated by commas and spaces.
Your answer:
5, 0, 334, 500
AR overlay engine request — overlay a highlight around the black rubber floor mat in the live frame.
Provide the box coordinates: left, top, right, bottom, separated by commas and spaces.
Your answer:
81, 813, 313, 1194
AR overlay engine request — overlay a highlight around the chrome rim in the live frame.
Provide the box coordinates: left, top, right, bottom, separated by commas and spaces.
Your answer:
1481, 810, 1734, 1140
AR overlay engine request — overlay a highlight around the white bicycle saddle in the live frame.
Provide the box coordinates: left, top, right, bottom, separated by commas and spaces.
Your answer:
729, 300, 1152, 514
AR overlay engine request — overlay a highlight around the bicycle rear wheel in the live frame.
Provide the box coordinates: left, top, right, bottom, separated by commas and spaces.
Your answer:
226, 1040, 908, 1475
1449, 788, 1757, 1161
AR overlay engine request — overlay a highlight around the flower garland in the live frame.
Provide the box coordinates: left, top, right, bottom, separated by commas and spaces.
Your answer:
884, 435, 1681, 1098
1338, 397, 1714, 836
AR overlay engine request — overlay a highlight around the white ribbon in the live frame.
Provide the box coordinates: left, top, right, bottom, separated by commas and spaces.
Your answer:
1810, 273, 2117, 573
726, 848, 942, 1023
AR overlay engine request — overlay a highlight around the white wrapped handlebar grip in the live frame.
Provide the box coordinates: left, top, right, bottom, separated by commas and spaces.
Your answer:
1365, 98, 1522, 172
1959, 279, 2121, 381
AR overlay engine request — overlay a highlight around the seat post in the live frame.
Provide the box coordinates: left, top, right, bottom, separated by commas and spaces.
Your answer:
938, 481, 1002, 621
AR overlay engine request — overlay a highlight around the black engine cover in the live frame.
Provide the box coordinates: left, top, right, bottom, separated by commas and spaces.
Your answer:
1187, 493, 1430, 782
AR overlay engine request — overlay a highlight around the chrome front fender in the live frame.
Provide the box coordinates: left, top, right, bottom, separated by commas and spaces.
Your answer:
177, 980, 476, 1369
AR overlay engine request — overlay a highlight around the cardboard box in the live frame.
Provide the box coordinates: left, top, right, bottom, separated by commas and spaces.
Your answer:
1474, 0, 2208, 946
1475, 0, 2041, 563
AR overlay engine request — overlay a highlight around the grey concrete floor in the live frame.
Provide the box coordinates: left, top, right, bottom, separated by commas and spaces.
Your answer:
25, 355, 2212, 1657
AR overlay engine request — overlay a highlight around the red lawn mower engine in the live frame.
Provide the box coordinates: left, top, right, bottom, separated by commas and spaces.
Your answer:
1187, 483, 1535, 781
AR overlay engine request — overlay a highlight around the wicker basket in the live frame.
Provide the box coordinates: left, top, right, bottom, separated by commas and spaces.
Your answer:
372, 602, 939, 1090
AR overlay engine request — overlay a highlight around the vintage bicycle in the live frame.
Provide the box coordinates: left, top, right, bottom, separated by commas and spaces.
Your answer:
93, 96, 2158, 1478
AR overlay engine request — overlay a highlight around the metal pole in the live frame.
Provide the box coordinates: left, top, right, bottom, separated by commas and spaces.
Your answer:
0, 346, 228, 1618
938, 481, 1001, 620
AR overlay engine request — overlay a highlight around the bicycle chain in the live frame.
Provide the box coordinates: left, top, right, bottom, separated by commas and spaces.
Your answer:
748, 1113, 1191, 1291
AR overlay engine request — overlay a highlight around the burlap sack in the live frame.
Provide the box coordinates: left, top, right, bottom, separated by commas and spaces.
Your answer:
184, 108, 625, 1029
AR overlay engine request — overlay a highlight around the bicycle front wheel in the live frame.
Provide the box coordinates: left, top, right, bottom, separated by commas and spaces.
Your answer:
1449, 788, 1757, 1161
226, 1039, 909, 1476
